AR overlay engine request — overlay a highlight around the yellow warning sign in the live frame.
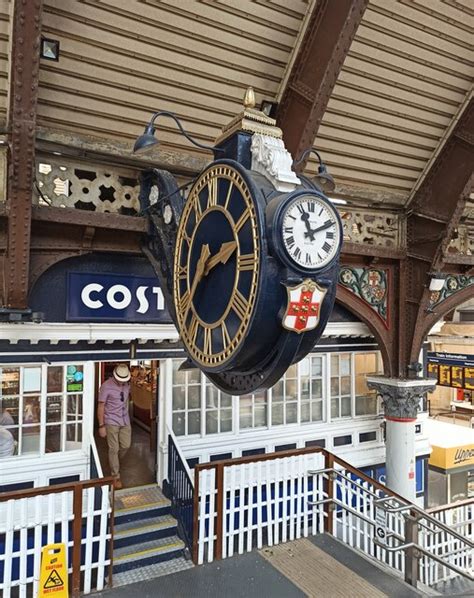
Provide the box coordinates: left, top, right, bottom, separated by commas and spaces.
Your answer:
39, 543, 69, 597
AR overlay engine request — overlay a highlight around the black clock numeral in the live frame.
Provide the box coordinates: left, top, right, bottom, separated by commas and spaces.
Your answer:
318, 208, 324, 216
287, 214, 296, 221
238, 253, 257, 271
286, 235, 295, 248
293, 247, 301, 261
306, 253, 311, 265
232, 289, 249, 321
203, 327, 212, 355
207, 178, 218, 207
322, 241, 331, 253
284, 226, 293, 234
308, 202, 315, 213
297, 204, 305, 215
326, 231, 335, 240
221, 321, 231, 348
234, 209, 250, 233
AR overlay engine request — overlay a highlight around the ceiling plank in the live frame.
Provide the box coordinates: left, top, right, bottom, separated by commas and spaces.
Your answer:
277, 0, 368, 164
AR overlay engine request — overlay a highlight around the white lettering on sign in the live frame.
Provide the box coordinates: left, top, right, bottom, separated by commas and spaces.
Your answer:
80, 283, 164, 314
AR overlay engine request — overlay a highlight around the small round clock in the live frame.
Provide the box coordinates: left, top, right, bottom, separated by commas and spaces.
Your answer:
173, 162, 262, 369
270, 191, 342, 272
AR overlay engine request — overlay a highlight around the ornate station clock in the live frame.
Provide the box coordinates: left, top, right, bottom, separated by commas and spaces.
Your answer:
141, 90, 343, 394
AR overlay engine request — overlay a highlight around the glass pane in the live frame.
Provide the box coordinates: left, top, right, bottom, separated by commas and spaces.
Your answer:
0, 426, 16, 457
22, 426, 40, 454
172, 386, 185, 410
312, 379, 322, 399
312, 400, 323, 421
46, 395, 62, 423
299, 358, 310, 377
301, 401, 310, 422
272, 381, 284, 402
331, 398, 339, 419
341, 396, 351, 417
311, 357, 322, 377
331, 354, 339, 375
188, 386, 200, 410
287, 364, 297, 379
239, 398, 252, 429
356, 395, 377, 416
221, 410, 232, 432
67, 394, 82, 419
331, 377, 339, 396
66, 365, 83, 392
187, 369, 200, 384
221, 393, 232, 408
272, 402, 283, 426
0, 397, 19, 425
301, 380, 310, 402
254, 405, 267, 427
254, 391, 266, 404
206, 385, 218, 408
47, 366, 63, 393
286, 380, 297, 400
188, 411, 201, 435
172, 360, 186, 385
340, 355, 351, 376
65, 423, 82, 450
206, 411, 218, 434
23, 367, 41, 393
286, 402, 297, 424
23, 396, 40, 424
46, 425, 62, 452
341, 376, 351, 395
173, 412, 185, 436
1, 367, 20, 396
240, 412, 252, 429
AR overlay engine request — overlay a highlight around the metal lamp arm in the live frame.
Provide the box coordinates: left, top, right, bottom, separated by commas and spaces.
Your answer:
148, 110, 223, 153
293, 148, 322, 168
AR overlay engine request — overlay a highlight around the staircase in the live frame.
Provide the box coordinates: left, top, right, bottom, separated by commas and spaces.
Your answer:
112, 484, 193, 587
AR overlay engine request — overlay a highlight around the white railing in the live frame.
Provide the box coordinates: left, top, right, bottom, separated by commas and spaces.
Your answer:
0, 478, 115, 597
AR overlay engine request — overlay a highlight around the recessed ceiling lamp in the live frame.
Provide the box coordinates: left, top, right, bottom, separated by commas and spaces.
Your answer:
260, 100, 278, 118
40, 37, 60, 61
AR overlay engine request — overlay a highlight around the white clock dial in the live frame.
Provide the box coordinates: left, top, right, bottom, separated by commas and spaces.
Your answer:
281, 195, 340, 269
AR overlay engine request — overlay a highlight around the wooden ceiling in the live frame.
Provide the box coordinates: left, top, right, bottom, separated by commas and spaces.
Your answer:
0, 0, 472, 206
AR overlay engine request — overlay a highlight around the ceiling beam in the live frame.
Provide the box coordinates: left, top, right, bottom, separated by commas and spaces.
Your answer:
277, 0, 368, 164
3, 0, 43, 308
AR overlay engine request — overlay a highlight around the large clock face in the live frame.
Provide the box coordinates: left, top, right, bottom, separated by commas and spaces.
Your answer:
174, 164, 260, 367
281, 194, 340, 270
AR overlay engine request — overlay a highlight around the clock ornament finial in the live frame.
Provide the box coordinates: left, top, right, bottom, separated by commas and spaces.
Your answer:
243, 86, 256, 109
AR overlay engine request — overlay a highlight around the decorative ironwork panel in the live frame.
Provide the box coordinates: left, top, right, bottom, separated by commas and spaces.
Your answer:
339, 267, 389, 323
447, 224, 474, 257
429, 274, 474, 308
339, 207, 403, 249
35, 157, 141, 215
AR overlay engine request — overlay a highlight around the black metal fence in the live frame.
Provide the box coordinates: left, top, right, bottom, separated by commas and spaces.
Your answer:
168, 432, 194, 551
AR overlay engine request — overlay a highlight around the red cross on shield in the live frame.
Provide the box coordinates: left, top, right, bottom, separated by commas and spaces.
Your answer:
282, 279, 327, 334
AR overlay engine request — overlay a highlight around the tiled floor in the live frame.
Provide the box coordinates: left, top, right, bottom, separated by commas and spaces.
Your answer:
96, 423, 155, 488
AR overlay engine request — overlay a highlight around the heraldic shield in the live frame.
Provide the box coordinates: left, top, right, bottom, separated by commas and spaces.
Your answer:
282, 279, 328, 334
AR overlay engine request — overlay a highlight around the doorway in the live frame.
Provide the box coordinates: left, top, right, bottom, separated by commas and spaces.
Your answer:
94, 360, 159, 488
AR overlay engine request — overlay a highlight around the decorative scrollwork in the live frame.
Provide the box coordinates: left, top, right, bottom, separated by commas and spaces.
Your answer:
429, 274, 474, 308
339, 207, 402, 249
339, 267, 388, 323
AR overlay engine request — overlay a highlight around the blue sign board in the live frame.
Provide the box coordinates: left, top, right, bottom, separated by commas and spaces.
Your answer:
67, 272, 171, 323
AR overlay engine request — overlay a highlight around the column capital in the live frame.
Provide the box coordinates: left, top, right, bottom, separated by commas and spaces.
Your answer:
367, 376, 436, 420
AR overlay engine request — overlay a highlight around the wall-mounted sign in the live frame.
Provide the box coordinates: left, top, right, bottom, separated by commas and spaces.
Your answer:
430, 443, 474, 471
67, 272, 170, 323
426, 352, 474, 390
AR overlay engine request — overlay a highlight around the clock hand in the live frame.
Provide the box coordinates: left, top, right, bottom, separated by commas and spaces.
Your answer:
304, 220, 333, 239
204, 241, 237, 276
300, 210, 316, 241
185, 244, 211, 317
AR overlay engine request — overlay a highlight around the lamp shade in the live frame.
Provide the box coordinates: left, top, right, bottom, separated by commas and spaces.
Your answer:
133, 124, 159, 153
313, 164, 336, 193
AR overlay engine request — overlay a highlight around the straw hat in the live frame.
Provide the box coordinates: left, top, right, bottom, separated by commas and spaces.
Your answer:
113, 363, 131, 383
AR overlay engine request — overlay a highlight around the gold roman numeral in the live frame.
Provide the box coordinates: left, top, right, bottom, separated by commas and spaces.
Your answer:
178, 290, 191, 314
221, 321, 231, 348
234, 209, 250, 233
237, 253, 257, 271
182, 230, 192, 245
177, 264, 187, 280
208, 178, 218, 207
191, 195, 202, 220
203, 327, 212, 355
224, 182, 234, 210
232, 289, 249, 321
189, 314, 200, 344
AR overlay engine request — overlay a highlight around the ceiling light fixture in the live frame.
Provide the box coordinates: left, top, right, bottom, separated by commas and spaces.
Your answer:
40, 37, 60, 61
293, 148, 336, 194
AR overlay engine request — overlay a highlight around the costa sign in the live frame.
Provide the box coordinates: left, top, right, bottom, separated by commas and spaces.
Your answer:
66, 272, 171, 323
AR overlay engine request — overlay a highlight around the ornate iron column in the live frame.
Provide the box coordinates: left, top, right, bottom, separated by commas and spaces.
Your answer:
367, 377, 436, 502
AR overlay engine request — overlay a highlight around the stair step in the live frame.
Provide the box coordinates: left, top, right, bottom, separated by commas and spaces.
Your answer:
114, 514, 177, 549
113, 535, 184, 574
112, 556, 194, 588
114, 484, 171, 524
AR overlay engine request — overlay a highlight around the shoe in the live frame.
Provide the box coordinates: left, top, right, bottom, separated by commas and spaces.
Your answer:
114, 478, 123, 490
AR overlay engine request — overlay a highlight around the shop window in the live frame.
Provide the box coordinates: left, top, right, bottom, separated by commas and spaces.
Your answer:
330, 353, 352, 419
333, 434, 352, 447
300, 356, 323, 423
355, 352, 383, 416
205, 381, 232, 435
271, 364, 298, 426
171, 361, 201, 436
239, 390, 267, 430
242, 447, 265, 457
305, 439, 326, 448
359, 431, 377, 443
275, 443, 297, 452
0, 364, 84, 458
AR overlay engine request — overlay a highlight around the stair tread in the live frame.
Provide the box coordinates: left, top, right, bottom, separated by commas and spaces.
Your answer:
115, 514, 176, 537
112, 556, 194, 588
114, 535, 184, 562
115, 484, 169, 513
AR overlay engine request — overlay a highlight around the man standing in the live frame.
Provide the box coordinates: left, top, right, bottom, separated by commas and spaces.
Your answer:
98, 363, 132, 489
